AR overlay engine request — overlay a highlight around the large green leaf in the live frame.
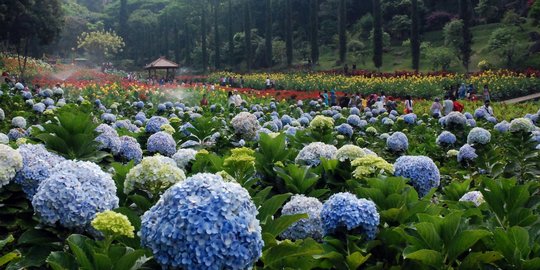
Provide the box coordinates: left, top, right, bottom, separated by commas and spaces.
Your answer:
47, 252, 78, 270
459, 251, 503, 270
447, 229, 491, 262
263, 214, 308, 238
0, 251, 21, 267
403, 249, 443, 268
67, 234, 95, 270
262, 238, 323, 269
257, 193, 291, 223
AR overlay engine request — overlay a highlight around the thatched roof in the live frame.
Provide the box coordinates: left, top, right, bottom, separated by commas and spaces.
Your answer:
144, 57, 179, 69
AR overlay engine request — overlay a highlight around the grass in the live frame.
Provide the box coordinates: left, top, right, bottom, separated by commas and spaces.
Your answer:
315, 20, 540, 73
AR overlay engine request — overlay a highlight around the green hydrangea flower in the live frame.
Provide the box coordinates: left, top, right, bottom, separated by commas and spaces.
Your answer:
91, 210, 135, 238
334, 145, 377, 162
124, 155, 186, 195
351, 156, 394, 179
309, 115, 334, 130
160, 124, 176, 134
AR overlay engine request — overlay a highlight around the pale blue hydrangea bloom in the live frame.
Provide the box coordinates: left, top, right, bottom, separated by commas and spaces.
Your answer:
231, 112, 261, 140
320, 192, 379, 240
347, 115, 361, 127
0, 144, 23, 188
146, 116, 169, 133
33, 103, 46, 113
12, 116, 27, 129
457, 144, 478, 163
387, 132, 409, 152
467, 127, 491, 145
95, 124, 121, 153
494, 121, 510, 132
467, 119, 476, 127
116, 136, 143, 163
394, 156, 440, 197
459, 191, 484, 206
436, 131, 457, 145
336, 123, 354, 137
8, 128, 26, 141
295, 142, 338, 166
280, 195, 324, 241
147, 131, 177, 157
114, 119, 139, 132
444, 112, 467, 128
140, 173, 263, 270
32, 160, 119, 230
0, 133, 8, 144
509, 118, 535, 133
403, 113, 417, 124
172, 148, 198, 169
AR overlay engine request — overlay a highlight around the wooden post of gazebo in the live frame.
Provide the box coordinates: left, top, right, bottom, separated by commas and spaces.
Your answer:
144, 57, 179, 81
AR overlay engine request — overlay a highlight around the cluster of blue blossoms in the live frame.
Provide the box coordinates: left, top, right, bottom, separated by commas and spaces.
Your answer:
32, 160, 119, 230
147, 131, 177, 157
436, 131, 457, 145
320, 192, 380, 240
394, 156, 440, 197
386, 132, 409, 152
458, 144, 478, 163
145, 116, 169, 133
140, 173, 263, 270
280, 195, 324, 241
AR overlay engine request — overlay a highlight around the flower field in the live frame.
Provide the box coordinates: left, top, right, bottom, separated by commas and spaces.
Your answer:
1, 80, 540, 270
209, 70, 540, 100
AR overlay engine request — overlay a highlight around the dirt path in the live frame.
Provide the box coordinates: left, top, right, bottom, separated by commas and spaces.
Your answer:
502, 92, 540, 104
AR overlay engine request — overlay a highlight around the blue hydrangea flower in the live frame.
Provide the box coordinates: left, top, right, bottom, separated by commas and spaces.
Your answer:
509, 118, 535, 133
135, 101, 144, 109
403, 113, 417, 124
114, 120, 139, 132
320, 192, 379, 240
0, 108, 4, 121
157, 104, 166, 112
281, 115, 293, 126
8, 128, 26, 141
33, 103, 46, 113
32, 160, 119, 230
444, 112, 467, 129
386, 132, 409, 152
459, 191, 484, 206
0, 133, 8, 144
95, 124, 121, 153
298, 117, 310, 126
280, 195, 323, 241
436, 131, 457, 146
263, 121, 279, 132
12, 116, 27, 129
394, 156, 440, 197
464, 112, 473, 119
336, 123, 354, 137
140, 173, 263, 270
100, 113, 116, 124
457, 144, 478, 163
180, 140, 200, 148
43, 98, 55, 107
486, 116, 497, 123
350, 107, 360, 115
295, 142, 337, 166
135, 112, 147, 123
494, 121, 510, 132
382, 117, 394, 125
474, 108, 486, 119
172, 148, 198, 169
22, 91, 32, 100
146, 116, 170, 133
467, 127, 491, 145
147, 131, 177, 157
347, 115, 361, 127
467, 119, 476, 127
369, 117, 378, 124
116, 136, 143, 163
231, 112, 260, 140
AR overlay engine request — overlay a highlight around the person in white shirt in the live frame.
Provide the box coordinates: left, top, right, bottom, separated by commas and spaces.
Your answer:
375, 97, 385, 111
404, 95, 413, 114
443, 95, 453, 116
430, 98, 443, 118
233, 90, 243, 106
265, 76, 271, 89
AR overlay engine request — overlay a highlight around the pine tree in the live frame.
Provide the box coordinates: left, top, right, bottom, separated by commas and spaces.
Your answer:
310, 0, 319, 64
244, 0, 252, 71
228, 0, 234, 67
411, 0, 420, 71
201, 5, 208, 72
265, 0, 273, 67
459, 0, 473, 71
213, 0, 221, 69
372, 0, 383, 69
285, 0, 293, 66
338, 0, 347, 64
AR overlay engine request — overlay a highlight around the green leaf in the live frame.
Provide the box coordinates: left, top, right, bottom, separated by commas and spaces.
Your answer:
346, 251, 370, 269
257, 193, 291, 223
459, 251, 503, 270
128, 194, 153, 212
447, 229, 491, 262
262, 238, 323, 269
414, 222, 442, 251
0, 251, 21, 267
403, 249, 443, 268
440, 211, 462, 246
523, 258, 540, 270
67, 234, 95, 270
0, 235, 14, 250
47, 252, 78, 270
18, 228, 58, 245
114, 250, 149, 270
263, 214, 308, 238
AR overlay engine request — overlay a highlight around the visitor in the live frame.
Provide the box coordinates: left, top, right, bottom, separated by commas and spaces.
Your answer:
361, 94, 367, 109
452, 97, 464, 112
430, 98, 443, 118
466, 84, 474, 99
483, 84, 491, 102
339, 93, 350, 108
385, 97, 397, 112
227, 91, 235, 107
350, 92, 362, 108
443, 95, 453, 116
330, 90, 337, 106
458, 83, 467, 99
380, 91, 386, 103
233, 90, 243, 107
200, 94, 209, 106
404, 95, 414, 114
375, 97, 385, 111
240, 76, 245, 88
367, 94, 376, 108
265, 76, 271, 89
322, 90, 329, 106
483, 100, 494, 116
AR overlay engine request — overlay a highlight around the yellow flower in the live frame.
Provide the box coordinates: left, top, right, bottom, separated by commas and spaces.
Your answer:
91, 210, 135, 238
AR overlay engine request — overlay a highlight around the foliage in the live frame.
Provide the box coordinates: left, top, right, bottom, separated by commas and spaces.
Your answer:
487, 27, 529, 68
422, 43, 455, 71
77, 30, 125, 64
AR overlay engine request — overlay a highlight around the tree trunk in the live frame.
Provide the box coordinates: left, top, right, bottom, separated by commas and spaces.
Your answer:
372, 0, 383, 70
214, 0, 221, 70
338, 0, 347, 64
310, 0, 319, 64
459, 0, 472, 72
201, 3, 208, 73
244, 0, 252, 71
411, 0, 420, 71
228, 0, 234, 67
264, 0, 273, 68
285, 0, 293, 67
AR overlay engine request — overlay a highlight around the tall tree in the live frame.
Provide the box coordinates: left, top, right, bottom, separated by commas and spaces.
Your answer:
0, 0, 63, 78
338, 0, 347, 64
410, 0, 420, 71
372, 0, 383, 70
228, 0, 234, 67
213, 0, 221, 69
309, 0, 319, 64
201, 2, 208, 72
459, 0, 473, 71
264, 0, 273, 68
244, 0, 252, 71
285, 0, 293, 66
118, 0, 129, 39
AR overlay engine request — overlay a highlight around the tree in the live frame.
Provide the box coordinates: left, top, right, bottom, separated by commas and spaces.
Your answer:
244, 0, 252, 71
531, 0, 540, 25
487, 27, 528, 68
443, 19, 463, 55
0, 0, 63, 78
310, 0, 319, 64
338, 0, 347, 64
459, 0, 473, 71
372, 0, 383, 70
285, 0, 293, 66
77, 30, 125, 64
422, 43, 454, 71
264, 0, 273, 68
201, 2, 208, 72
228, 0, 234, 67
475, 0, 499, 23
410, 0, 420, 71
213, 0, 221, 69
118, 0, 129, 38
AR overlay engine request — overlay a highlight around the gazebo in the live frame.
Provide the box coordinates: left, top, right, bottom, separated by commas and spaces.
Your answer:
144, 57, 179, 80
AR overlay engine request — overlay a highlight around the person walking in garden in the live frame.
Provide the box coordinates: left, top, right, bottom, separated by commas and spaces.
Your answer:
322, 90, 329, 106
200, 94, 209, 106
458, 83, 467, 99
385, 97, 397, 112
443, 95, 453, 116
452, 97, 464, 112
483, 84, 491, 102
265, 76, 271, 89
430, 98, 443, 118
483, 100, 494, 116
404, 95, 414, 114
330, 90, 337, 106
375, 97, 385, 111
339, 93, 350, 108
